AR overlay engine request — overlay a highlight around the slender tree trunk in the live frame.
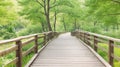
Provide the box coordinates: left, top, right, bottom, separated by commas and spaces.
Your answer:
94, 21, 97, 26
116, 24, 119, 30
74, 18, 77, 30
36, 0, 52, 31
54, 11, 57, 32
105, 27, 109, 31
41, 22, 45, 32
43, 0, 52, 31
46, 0, 52, 31
112, 25, 115, 31
63, 17, 66, 32
78, 24, 80, 30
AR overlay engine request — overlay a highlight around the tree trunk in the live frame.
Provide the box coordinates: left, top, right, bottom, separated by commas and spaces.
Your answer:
41, 22, 45, 32
112, 25, 115, 31
63, 17, 66, 32
46, 0, 52, 31
94, 21, 97, 26
105, 27, 109, 31
116, 24, 119, 30
36, 0, 52, 31
74, 18, 77, 30
54, 11, 57, 32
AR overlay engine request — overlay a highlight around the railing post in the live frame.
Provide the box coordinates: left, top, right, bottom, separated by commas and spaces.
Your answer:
109, 40, 114, 67
81, 32, 84, 41
47, 33, 49, 41
34, 35, 38, 53
87, 33, 91, 46
84, 32, 86, 42
16, 40, 22, 67
78, 32, 80, 38
44, 34, 47, 46
76, 32, 79, 38
94, 36, 98, 52
51, 32, 53, 39
52, 32, 54, 39
79, 32, 81, 38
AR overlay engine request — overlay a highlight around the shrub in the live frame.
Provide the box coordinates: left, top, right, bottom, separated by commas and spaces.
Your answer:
17, 24, 42, 36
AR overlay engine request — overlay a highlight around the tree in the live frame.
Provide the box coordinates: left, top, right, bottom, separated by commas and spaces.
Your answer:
0, 0, 18, 25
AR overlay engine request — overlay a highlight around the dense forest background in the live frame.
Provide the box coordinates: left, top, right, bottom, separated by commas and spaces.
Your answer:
0, 0, 120, 39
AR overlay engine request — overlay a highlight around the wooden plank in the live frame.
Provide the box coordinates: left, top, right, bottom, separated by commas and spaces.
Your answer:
20, 34, 37, 39
30, 33, 107, 67
0, 45, 18, 56
0, 38, 21, 44
25, 38, 52, 67
0, 34, 36, 45
22, 46, 35, 57
5, 58, 18, 66
38, 36, 44, 38
79, 31, 120, 42
22, 38, 35, 47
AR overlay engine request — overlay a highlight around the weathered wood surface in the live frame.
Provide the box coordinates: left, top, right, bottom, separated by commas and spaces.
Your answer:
30, 33, 106, 67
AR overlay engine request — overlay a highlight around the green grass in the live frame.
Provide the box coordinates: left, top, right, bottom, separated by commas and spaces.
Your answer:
97, 43, 120, 67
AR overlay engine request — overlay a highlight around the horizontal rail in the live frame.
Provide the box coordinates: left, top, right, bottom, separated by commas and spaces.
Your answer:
0, 45, 18, 56
22, 46, 35, 57
5, 58, 18, 66
71, 30, 120, 67
22, 38, 35, 47
0, 31, 58, 67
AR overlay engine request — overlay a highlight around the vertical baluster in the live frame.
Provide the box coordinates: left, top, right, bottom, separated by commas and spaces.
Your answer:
34, 35, 38, 53
94, 36, 98, 52
44, 34, 47, 46
109, 40, 114, 67
16, 40, 22, 67
87, 33, 91, 46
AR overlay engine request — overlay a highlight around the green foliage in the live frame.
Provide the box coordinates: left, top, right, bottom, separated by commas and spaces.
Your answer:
0, 0, 120, 67
0, 0, 18, 25
0, 25, 16, 39
17, 23, 42, 36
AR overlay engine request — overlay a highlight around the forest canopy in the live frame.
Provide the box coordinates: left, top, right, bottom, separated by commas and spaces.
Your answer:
0, 0, 120, 40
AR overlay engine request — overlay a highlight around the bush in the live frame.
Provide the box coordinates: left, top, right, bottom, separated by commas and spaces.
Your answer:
0, 28, 16, 40
17, 24, 42, 36
100, 30, 120, 39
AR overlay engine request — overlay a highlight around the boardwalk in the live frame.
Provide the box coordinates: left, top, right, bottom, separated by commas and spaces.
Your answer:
30, 33, 106, 67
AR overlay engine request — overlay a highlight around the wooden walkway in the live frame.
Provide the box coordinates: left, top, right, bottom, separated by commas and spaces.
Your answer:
30, 33, 107, 67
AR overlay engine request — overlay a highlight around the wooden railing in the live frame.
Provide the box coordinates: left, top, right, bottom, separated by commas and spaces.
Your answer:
71, 30, 120, 67
0, 31, 57, 67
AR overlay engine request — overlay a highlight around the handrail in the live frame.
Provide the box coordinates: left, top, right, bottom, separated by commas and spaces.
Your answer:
0, 31, 57, 67
71, 30, 120, 67
83, 31, 120, 42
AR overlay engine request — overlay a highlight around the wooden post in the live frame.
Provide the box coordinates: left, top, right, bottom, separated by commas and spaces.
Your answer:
47, 33, 49, 41
94, 36, 98, 52
78, 32, 80, 38
87, 34, 91, 46
51, 32, 53, 39
79, 32, 81, 38
81, 32, 84, 41
84, 32, 86, 42
109, 40, 114, 67
34, 35, 38, 53
44, 34, 46, 46
16, 40, 22, 67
